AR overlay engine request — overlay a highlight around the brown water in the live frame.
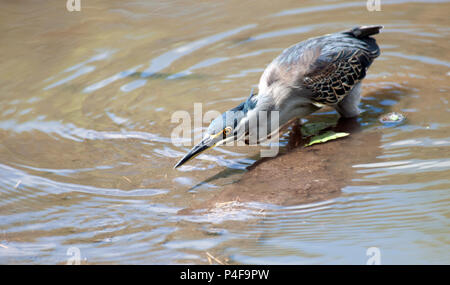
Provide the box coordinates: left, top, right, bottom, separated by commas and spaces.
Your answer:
0, 0, 449, 264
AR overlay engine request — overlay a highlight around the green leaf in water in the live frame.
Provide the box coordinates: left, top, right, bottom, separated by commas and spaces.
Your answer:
304, 131, 349, 147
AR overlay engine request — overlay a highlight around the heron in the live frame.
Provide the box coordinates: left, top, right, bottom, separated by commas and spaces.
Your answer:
174, 25, 382, 168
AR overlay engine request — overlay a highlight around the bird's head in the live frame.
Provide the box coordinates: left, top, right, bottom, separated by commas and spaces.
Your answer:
174, 90, 258, 168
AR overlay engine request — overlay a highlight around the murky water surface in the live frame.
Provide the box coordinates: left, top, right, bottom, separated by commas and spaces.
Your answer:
0, 0, 449, 264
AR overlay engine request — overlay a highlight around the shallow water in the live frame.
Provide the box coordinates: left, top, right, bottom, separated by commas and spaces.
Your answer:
0, 0, 449, 264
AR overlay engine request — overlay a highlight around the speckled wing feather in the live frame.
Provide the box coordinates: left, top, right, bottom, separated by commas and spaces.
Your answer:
301, 26, 381, 105
304, 49, 372, 105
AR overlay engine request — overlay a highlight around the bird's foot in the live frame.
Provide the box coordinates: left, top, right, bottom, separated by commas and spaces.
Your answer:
287, 119, 304, 151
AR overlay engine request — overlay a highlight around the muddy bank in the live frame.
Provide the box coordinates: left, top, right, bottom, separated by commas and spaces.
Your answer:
179, 117, 382, 215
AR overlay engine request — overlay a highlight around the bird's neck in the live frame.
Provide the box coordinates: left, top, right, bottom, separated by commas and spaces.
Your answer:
251, 87, 319, 134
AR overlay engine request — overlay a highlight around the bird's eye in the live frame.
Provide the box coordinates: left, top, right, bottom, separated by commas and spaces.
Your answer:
224, 127, 232, 135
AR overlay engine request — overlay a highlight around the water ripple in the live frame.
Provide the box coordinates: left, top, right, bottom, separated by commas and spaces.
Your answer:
0, 119, 176, 143
120, 24, 257, 92
272, 0, 450, 17
0, 163, 168, 205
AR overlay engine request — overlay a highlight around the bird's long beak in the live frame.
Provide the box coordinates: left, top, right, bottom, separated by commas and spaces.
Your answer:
174, 135, 218, 168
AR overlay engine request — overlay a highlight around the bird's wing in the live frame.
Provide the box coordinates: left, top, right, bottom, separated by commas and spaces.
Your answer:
303, 47, 373, 105
301, 27, 381, 105
260, 26, 381, 106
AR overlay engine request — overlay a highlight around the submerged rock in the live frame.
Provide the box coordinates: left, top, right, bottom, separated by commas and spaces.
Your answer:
379, 112, 406, 124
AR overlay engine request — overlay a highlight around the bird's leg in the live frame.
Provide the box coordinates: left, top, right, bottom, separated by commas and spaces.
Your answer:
287, 118, 303, 151
334, 116, 361, 134
334, 83, 362, 118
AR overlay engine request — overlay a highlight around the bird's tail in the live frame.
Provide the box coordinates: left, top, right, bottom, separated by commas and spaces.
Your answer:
347, 25, 383, 38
